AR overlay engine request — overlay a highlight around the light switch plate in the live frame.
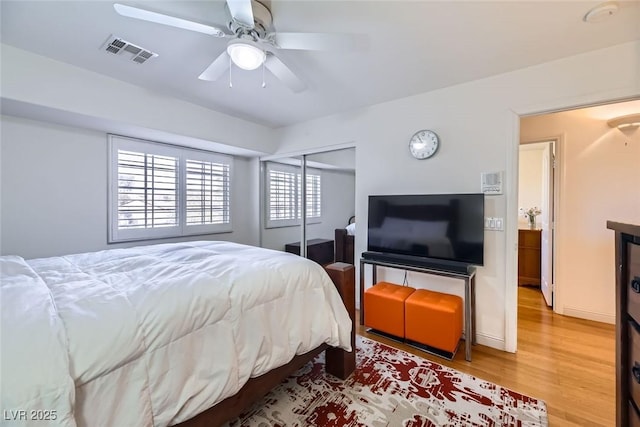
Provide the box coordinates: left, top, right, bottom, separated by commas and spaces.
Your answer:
485, 217, 504, 231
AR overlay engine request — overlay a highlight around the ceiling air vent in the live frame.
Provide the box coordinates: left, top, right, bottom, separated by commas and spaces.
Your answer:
101, 35, 158, 64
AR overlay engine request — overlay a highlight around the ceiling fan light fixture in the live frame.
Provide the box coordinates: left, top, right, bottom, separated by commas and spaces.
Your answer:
227, 40, 266, 71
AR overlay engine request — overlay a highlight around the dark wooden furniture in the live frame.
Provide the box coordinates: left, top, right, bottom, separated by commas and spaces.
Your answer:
607, 221, 640, 427
285, 238, 334, 265
518, 228, 542, 286
335, 228, 355, 264
325, 263, 357, 378
177, 262, 356, 427
359, 256, 476, 362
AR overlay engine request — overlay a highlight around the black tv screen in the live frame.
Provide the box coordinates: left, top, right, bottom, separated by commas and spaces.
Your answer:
367, 193, 485, 266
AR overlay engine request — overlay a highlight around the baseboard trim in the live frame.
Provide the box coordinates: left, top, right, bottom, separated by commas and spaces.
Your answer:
475, 332, 506, 352
562, 306, 615, 325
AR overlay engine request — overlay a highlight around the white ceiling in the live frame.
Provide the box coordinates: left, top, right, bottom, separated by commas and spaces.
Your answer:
1, 1, 639, 128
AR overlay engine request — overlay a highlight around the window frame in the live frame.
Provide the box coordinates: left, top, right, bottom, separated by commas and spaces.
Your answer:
265, 162, 322, 229
108, 135, 233, 243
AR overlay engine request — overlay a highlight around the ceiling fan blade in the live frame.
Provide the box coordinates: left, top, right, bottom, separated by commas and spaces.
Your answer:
198, 52, 230, 81
272, 33, 367, 51
226, 0, 254, 29
114, 3, 227, 37
264, 55, 307, 93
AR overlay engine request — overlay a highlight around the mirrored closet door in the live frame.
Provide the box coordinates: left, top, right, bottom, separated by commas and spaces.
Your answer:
260, 147, 355, 266
261, 156, 302, 254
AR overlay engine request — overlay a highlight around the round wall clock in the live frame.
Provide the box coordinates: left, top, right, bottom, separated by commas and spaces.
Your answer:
409, 130, 440, 160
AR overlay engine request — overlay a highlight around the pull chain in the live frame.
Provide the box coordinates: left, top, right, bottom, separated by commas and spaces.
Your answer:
261, 60, 266, 88
229, 55, 233, 88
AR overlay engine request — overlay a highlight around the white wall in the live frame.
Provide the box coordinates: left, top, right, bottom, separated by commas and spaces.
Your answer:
0, 44, 277, 156
261, 169, 355, 252
521, 104, 640, 324
0, 115, 259, 259
518, 146, 544, 226
272, 41, 640, 351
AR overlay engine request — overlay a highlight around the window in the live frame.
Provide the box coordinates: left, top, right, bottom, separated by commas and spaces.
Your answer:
109, 135, 232, 242
117, 150, 179, 230
305, 173, 321, 218
185, 159, 230, 227
268, 168, 298, 223
266, 162, 321, 228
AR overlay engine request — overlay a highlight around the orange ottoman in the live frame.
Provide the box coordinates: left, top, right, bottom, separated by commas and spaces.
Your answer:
364, 282, 415, 338
405, 289, 463, 355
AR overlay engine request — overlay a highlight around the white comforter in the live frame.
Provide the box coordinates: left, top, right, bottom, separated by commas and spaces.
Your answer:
1, 241, 352, 427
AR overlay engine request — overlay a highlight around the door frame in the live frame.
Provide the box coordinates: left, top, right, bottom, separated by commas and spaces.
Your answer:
506, 97, 637, 353
518, 137, 562, 311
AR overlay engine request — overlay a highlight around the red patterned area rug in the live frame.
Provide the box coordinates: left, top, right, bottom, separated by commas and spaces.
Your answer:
227, 336, 548, 427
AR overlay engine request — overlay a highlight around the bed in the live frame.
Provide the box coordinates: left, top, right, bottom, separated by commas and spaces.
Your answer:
335, 216, 356, 264
1, 241, 354, 427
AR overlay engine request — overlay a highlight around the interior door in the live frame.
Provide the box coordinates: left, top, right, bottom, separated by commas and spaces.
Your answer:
540, 142, 555, 307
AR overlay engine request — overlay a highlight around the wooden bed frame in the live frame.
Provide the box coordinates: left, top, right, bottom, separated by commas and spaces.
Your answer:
335, 215, 356, 264
176, 262, 356, 427
335, 229, 355, 264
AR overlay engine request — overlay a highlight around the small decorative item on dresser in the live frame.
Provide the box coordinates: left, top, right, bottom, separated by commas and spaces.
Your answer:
520, 206, 542, 228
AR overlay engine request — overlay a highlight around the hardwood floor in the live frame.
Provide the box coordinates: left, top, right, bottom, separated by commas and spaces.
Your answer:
356, 286, 615, 426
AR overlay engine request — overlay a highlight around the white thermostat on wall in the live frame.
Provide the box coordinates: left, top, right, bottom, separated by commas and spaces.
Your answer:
481, 171, 503, 195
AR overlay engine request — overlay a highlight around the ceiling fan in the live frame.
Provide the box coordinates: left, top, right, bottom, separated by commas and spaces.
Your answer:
113, 0, 364, 92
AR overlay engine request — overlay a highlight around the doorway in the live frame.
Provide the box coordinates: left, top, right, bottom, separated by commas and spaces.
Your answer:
518, 140, 556, 308
516, 99, 639, 325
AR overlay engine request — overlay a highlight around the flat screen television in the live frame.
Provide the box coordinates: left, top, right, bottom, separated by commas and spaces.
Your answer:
367, 193, 485, 268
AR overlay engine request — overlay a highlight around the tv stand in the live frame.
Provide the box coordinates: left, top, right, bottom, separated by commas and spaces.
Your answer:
361, 252, 472, 274
359, 256, 477, 361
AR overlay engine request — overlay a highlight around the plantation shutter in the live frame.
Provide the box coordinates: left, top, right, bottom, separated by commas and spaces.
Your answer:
186, 159, 230, 226
117, 149, 178, 230
108, 135, 233, 242
305, 173, 321, 219
269, 169, 299, 221
265, 162, 322, 228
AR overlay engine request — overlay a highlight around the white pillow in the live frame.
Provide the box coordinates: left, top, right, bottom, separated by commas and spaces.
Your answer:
346, 223, 356, 236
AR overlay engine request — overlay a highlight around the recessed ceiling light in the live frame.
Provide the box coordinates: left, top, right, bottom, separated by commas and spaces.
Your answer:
583, 2, 619, 23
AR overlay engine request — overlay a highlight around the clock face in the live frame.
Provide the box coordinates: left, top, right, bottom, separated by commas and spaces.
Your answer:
409, 130, 439, 159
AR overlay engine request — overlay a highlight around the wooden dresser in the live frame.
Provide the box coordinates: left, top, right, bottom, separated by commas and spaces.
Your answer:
607, 221, 640, 426
285, 238, 335, 266
518, 228, 542, 286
